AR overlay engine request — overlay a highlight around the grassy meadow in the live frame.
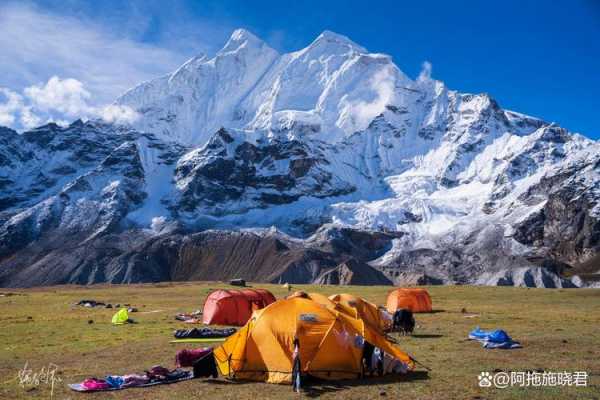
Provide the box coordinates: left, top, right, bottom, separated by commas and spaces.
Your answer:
0, 282, 599, 399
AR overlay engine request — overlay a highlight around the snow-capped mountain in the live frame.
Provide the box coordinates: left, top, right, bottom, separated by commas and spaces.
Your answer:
1, 29, 599, 288
117, 29, 414, 145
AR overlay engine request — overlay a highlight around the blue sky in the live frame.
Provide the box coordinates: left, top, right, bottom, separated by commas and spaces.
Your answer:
0, 0, 598, 138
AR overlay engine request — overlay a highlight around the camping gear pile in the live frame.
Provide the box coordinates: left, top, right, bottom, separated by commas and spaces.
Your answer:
77, 299, 137, 310
173, 327, 237, 339
71, 348, 218, 392
175, 347, 212, 367
175, 310, 202, 323
468, 327, 522, 349
69, 366, 194, 392
202, 288, 276, 326
76, 299, 107, 308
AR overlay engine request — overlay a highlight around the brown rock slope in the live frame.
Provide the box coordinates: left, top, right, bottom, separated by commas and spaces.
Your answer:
0, 227, 395, 287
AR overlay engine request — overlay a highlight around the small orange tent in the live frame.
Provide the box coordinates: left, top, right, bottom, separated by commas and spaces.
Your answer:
214, 297, 414, 383
202, 289, 276, 326
386, 288, 432, 313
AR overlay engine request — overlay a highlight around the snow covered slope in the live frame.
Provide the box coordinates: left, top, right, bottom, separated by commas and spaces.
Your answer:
116, 29, 414, 145
1, 29, 599, 287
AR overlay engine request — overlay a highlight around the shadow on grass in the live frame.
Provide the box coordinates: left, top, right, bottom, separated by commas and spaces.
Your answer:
302, 371, 430, 398
205, 371, 430, 397
411, 333, 444, 339
205, 378, 250, 385
427, 309, 446, 314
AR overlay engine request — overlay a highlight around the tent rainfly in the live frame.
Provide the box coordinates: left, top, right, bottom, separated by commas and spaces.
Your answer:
202, 289, 276, 326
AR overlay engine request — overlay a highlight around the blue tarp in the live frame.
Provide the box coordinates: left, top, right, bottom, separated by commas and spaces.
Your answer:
468, 327, 522, 349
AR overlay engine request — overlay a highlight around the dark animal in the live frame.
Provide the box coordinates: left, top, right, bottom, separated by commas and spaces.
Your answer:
392, 309, 415, 335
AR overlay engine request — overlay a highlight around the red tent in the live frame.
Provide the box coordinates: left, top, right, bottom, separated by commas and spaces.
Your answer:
202, 288, 277, 326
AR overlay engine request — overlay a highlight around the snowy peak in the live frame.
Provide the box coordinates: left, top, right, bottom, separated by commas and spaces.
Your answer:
116, 28, 409, 145
116, 29, 279, 145
303, 30, 367, 55
219, 28, 274, 55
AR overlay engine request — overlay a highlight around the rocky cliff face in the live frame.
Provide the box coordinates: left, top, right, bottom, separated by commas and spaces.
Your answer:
170, 128, 355, 220
1, 29, 598, 287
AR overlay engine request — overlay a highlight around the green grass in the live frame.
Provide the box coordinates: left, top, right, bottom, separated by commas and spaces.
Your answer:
1, 283, 599, 399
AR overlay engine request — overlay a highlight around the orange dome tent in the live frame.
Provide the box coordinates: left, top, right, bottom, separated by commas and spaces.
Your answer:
328, 293, 392, 333
202, 289, 276, 326
213, 297, 415, 384
386, 288, 432, 313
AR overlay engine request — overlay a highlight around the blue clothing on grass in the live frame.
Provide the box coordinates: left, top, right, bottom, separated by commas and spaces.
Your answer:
468, 327, 522, 349
105, 375, 125, 388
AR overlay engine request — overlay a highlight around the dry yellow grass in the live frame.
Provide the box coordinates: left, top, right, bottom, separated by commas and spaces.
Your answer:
1, 282, 599, 399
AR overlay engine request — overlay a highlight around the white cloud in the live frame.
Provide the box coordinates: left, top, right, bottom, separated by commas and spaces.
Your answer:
0, 2, 234, 130
344, 66, 397, 131
0, 77, 140, 130
0, 113, 15, 126
98, 104, 139, 124
418, 61, 433, 81
0, 88, 23, 126
20, 106, 43, 129
25, 76, 92, 116
0, 3, 189, 106
0, 2, 255, 131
